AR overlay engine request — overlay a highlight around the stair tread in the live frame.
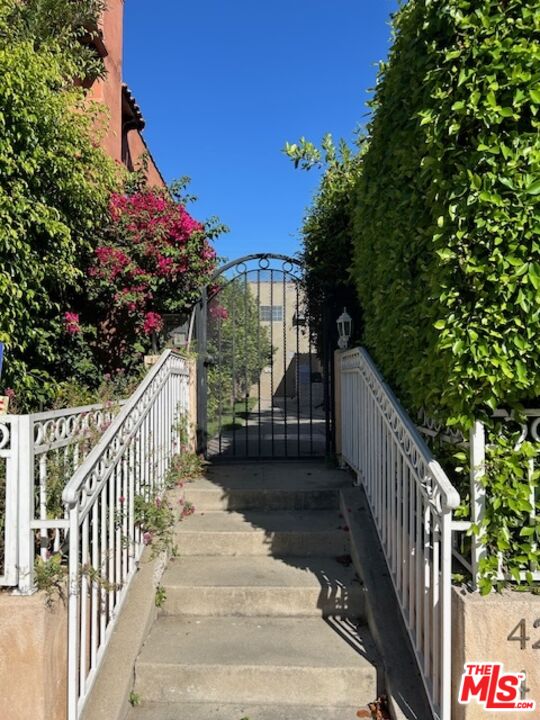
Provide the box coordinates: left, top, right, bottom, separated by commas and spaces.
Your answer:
175, 510, 347, 534
127, 702, 367, 720
162, 555, 360, 589
137, 616, 377, 670
183, 466, 350, 492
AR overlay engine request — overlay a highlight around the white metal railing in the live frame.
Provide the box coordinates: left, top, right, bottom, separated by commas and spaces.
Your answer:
418, 410, 540, 585
0, 403, 120, 590
0, 416, 18, 586
340, 348, 460, 720
62, 350, 190, 720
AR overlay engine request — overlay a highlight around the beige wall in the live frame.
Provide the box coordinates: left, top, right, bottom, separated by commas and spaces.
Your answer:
452, 588, 540, 719
249, 281, 313, 401
0, 593, 67, 720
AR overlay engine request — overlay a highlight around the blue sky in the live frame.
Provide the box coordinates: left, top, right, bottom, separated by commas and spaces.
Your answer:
124, 1, 398, 262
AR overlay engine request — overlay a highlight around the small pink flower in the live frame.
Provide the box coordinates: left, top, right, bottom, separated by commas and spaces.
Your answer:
155, 497, 162, 508
5, 388, 15, 398
142, 311, 163, 335
143, 531, 153, 545
63, 312, 81, 335
119, 496, 126, 505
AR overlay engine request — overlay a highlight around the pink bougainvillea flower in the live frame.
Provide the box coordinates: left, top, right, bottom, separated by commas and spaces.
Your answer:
142, 311, 163, 335
210, 304, 229, 321
63, 312, 81, 335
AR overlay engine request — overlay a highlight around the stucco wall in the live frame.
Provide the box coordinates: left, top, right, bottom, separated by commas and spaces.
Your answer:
126, 130, 167, 189
89, 0, 124, 162
452, 587, 540, 719
0, 592, 67, 720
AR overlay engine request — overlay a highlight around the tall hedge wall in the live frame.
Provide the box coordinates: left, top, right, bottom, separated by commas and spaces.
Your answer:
353, 0, 540, 426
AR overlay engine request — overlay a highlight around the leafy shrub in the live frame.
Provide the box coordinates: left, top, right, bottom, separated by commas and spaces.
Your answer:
0, 0, 120, 409
292, 1, 540, 589
85, 187, 218, 373
352, 0, 540, 426
351, 0, 540, 589
284, 135, 363, 351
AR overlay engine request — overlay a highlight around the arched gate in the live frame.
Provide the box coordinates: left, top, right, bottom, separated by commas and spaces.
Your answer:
194, 254, 332, 459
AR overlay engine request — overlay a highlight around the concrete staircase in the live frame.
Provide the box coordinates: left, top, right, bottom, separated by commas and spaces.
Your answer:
127, 463, 380, 720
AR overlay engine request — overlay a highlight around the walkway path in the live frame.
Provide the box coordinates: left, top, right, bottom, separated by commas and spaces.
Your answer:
127, 462, 380, 719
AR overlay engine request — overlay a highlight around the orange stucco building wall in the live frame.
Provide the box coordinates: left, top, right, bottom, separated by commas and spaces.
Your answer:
88, 0, 165, 188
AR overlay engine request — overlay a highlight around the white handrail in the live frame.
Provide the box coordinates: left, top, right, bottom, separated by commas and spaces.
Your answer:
62, 349, 191, 719
1, 402, 122, 591
340, 347, 459, 720
63, 350, 174, 505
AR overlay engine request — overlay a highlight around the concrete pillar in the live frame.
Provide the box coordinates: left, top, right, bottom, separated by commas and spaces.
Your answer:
0, 593, 67, 720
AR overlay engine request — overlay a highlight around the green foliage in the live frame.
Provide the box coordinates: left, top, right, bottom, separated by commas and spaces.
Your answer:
0, 0, 120, 409
352, 0, 540, 425
134, 492, 178, 559
154, 584, 167, 608
476, 427, 540, 593
128, 692, 141, 707
34, 553, 67, 607
284, 134, 363, 351
350, 0, 540, 590
7, 0, 106, 79
293, 1, 540, 589
207, 281, 272, 425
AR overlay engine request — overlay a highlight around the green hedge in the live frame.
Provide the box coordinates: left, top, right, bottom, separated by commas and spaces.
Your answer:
0, 0, 118, 409
353, 0, 540, 426
284, 136, 363, 352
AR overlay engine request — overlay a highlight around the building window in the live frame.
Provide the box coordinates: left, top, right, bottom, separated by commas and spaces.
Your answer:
260, 305, 283, 322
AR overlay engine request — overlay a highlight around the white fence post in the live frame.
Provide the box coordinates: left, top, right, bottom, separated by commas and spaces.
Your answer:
17, 414, 35, 594
469, 420, 486, 590
0, 417, 20, 586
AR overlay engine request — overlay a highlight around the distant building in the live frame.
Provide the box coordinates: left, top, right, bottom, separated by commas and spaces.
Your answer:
86, 0, 165, 188
250, 281, 321, 406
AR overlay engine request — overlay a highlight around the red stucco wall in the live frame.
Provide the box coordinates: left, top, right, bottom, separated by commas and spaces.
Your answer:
88, 0, 166, 188
89, 0, 124, 163
126, 131, 167, 189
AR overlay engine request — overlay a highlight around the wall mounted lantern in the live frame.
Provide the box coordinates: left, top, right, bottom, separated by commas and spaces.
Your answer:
337, 308, 352, 350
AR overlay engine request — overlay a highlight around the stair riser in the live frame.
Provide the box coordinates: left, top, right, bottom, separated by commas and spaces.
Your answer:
184, 490, 340, 512
128, 703, 368, 720
135, 664, 376, 706
174, 531, 349, 557
160, 586, 364, 619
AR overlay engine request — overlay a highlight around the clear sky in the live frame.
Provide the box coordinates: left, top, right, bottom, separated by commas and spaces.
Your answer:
124, 0, 398, 262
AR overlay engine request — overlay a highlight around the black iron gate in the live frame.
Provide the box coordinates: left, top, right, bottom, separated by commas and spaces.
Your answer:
194, 254, 332, 459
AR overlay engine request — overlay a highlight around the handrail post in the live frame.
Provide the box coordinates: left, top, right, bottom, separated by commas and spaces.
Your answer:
67, 501, 80, 720
470, 420, 486, 590
17, 415, 35, 594
440, 507, 453, 720
196, 288, 208, 456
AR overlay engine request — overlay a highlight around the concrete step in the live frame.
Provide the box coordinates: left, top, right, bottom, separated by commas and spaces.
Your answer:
134, 616, 378, 706
174, 510, 350, 557
178, 471, 348, 511
127, 701, 367, 720
160, 555, 364, 618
